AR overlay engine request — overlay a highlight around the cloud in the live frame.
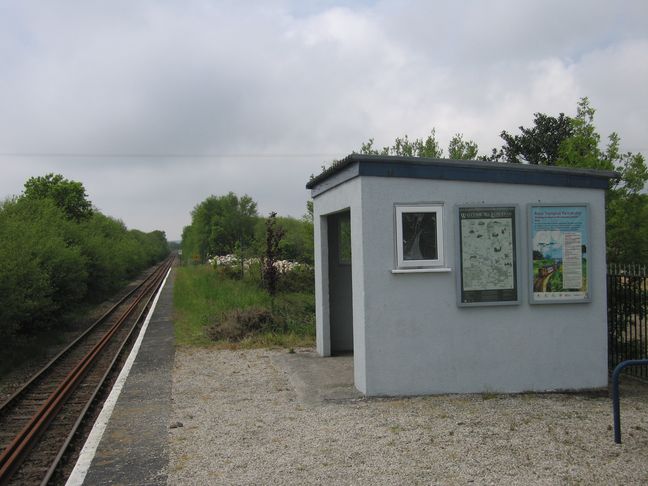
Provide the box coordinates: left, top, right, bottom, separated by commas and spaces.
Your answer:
0, 1, 647, 239
572, 39, 648, 153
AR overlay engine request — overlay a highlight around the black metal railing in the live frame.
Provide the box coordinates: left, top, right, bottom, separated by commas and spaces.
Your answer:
607, 263, 648, 379
612, 359, 648, 443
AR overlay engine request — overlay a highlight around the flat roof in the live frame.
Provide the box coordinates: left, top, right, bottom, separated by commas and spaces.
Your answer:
306, 154, 619, 196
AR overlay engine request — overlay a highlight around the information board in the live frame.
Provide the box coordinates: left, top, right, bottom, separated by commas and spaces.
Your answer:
529, 204, 590, 303
457, 206, 519, 306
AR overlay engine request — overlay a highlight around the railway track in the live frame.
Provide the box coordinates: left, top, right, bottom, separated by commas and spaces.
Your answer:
0, 255, 175, 485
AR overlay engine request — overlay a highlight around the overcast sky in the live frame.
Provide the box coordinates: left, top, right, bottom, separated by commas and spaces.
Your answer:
1, 1, 647, 240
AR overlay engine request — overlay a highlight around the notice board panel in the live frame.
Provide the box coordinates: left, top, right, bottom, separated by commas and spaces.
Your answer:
528, 204, 590, 304
456, 205, 520, 306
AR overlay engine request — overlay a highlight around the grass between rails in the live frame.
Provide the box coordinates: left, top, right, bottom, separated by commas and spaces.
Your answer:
173, 264, 315, 348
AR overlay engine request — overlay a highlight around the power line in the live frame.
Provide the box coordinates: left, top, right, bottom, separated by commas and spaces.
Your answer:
0, 152, 346, 159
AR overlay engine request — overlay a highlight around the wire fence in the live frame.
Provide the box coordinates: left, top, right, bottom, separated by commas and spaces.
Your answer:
608, 263, 648, 379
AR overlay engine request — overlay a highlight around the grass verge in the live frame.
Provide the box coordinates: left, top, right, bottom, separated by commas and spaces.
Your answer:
173, 264, 315, 348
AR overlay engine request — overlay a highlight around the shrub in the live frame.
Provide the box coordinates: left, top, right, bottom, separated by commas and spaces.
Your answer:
211, 252, 314, 294
0, 198, 87, 335
205, 307, 276, 341
0, 175, 170, 340
262, 212, 285, 297
252, 213, 313, 264
273, 293, 315, 333
216, 263, 244, 280
277, 264, 314, 293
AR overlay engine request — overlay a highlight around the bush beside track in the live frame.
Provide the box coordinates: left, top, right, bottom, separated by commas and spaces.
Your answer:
0, 179, 169, 344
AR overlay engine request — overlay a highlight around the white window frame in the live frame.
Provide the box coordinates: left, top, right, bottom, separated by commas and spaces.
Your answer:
395, 204, 444, 268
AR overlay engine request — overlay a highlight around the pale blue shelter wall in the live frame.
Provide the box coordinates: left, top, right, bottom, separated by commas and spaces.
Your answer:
313, 176, 367, 393
357, 176, 607, 395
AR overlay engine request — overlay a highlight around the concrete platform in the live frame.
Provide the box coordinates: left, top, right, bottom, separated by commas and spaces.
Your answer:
272, 349, 362, 405
74, 269, 176, 486
68, 267, 361, 485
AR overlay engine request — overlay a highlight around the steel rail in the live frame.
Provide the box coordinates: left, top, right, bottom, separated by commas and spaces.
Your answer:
41, 264, 171, 485
0, 260, 168, 482
0, 256, 174, 484
0, 261, 166, 413
0, 257, 171, 480
0, 258, 170, 470
0, 257, 172, 483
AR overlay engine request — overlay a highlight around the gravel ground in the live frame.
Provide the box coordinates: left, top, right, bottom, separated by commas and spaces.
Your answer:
169, 348, 648, 485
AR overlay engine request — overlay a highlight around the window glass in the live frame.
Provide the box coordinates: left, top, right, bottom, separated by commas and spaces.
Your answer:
402, 212, 438, 260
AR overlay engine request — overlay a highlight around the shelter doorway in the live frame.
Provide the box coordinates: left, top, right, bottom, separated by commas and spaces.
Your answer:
327, 211, 353, 355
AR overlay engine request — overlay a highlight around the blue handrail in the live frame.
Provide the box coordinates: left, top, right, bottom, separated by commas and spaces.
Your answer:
612, 359, 648, 444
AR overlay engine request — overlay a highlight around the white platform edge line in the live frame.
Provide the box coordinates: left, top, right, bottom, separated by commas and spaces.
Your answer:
66, 267, 172, 486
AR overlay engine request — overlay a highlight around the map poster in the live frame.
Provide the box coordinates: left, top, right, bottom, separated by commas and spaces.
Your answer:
529, 205, 589, 303
458, 206, 518, 305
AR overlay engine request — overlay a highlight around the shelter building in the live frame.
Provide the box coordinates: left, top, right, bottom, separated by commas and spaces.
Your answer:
306, 154, 617, 396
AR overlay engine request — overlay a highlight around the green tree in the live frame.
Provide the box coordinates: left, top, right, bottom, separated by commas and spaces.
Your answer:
492, 97, 647, 263
301, 201, 314, 265
448, 133, 479, 160
557, 98, 613, 171
284, 217, 309, 264
359, 129, 478, 160
1, 175, 169, 340
75, 213, 168, 293
359, 130, 444, 158
606, 189, 648, 263
249, 201, 314, 264
22, 173, 93, 221
556, 98, 647, 262
75, 213, 131, 297
181, 224, 202, 264
0, 197, 88, 335
182, 192, 259, 262
492, 112, 574, 165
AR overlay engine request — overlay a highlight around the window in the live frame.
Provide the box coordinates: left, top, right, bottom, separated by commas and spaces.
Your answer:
395, 204, 444, 268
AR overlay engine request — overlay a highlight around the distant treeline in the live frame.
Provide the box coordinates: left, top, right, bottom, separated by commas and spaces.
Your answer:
181, 192, 313, 265
0, 174, 169, 339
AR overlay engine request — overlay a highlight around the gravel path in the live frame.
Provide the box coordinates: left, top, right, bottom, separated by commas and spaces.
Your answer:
169, 348, 648, 485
